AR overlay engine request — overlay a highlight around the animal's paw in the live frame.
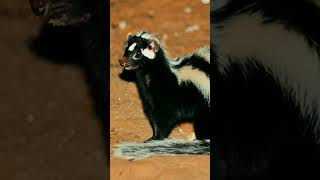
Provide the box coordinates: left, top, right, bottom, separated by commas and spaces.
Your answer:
143, 136, 166, 143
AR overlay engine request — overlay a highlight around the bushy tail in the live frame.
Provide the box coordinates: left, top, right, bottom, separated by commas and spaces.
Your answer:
112, 139, 210, 160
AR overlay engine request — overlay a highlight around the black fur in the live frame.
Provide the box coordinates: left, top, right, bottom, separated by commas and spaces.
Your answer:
120, 32, 210, 141
212, 0, 320, 179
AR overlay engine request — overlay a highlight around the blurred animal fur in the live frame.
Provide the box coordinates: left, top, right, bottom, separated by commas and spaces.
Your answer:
212, 0, 320, 179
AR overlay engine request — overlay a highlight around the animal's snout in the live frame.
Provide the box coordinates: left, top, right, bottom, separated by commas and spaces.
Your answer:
119, 57, 127, 67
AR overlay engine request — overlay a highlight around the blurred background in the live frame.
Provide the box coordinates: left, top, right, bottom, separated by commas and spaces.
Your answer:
0, 1, 106, 179
110, 0, 210, 179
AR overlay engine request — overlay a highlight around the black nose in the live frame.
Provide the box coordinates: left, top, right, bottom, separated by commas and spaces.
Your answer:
134, 53, 142, 59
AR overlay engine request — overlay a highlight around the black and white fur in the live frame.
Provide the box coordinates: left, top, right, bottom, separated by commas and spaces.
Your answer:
113, 139, 210, 160
114, 31, 210, 159
212, 0, 320, 179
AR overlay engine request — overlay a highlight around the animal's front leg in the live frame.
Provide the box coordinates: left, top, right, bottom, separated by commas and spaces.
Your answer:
144, 113, 173, 142
194, 113, 210, 140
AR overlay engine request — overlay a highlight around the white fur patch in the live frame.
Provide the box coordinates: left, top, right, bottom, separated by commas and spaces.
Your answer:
141, 33, 151, 39
170, 47, 210, 65
141, 48, 156, 59
195, 47, 210, 63
128, 43, 137, 51
137, 31, 152, 40
214, 14, 320, 137
172, 66, 210, 104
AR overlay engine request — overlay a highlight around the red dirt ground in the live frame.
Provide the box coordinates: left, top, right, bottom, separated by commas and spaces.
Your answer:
0, 1, 106, 179
110, 0, 210, 179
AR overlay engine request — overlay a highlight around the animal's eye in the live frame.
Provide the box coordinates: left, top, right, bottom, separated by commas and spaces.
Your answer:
134, 53, 142, 59
148, 45, 152, 50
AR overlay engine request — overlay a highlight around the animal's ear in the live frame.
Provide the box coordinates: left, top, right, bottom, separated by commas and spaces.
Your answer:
148, 40, 160, 53
127, 32, 133, 40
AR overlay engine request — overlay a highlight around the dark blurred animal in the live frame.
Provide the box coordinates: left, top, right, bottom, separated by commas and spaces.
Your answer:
212, 0, 320, 179
28, 0, 107, 125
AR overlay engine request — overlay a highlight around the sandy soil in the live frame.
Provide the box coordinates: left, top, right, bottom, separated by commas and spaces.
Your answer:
0, 1, 106, 179
110, 0, 210, 179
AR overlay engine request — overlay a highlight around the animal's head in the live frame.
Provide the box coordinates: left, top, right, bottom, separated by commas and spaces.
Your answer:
28, 0, 91, 26
119, 31, 163, 70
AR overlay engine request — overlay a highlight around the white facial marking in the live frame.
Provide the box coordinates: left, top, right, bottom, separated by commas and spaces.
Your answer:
141, 33, 151, 39
128, 43, 137, 51
214, 14, 320, 137
172, 66, 210, 105
141, 48, 156, 59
